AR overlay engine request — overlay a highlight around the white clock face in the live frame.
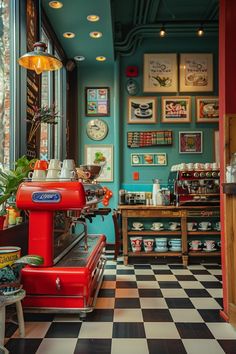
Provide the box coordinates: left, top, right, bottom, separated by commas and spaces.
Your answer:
86, 119, 108, 141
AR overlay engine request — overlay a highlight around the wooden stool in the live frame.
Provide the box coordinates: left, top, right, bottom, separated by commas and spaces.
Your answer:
0, 289, 26, 347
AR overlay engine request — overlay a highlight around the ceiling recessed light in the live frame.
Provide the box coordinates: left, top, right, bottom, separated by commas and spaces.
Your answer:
63, 32, 75, 39
90, 31, 102, 39
74, 55, 85, 62
49, 1, 63, 9
87, 14, 100, 22
96, 56, 106, 62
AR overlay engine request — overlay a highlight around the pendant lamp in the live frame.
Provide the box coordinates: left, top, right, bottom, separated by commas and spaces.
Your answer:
18, 42, 63, 75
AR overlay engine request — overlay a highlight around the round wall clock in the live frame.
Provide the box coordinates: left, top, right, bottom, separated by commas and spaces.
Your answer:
86, 119, 109, 141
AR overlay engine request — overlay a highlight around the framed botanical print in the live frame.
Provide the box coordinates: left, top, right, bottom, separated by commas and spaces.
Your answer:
127, 96, 157, 124
179, 131, 203, 153
85, 87, 110, 116
196, 96, 219, 123
161, 96, 191, 123
143, 53, 178, 92
179, 53, 213, 92
131, 153, 167, 166
84, 144, 113, 181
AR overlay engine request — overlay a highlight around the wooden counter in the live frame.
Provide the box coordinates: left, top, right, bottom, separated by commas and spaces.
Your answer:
118, 205, 220, 266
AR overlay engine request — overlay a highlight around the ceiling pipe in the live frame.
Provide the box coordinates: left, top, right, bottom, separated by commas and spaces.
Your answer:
133, 0, 139, 25
137, 0, 145, 25
149, 0, 161, 23
143, 0, 151, 24
115, 21, 218, 49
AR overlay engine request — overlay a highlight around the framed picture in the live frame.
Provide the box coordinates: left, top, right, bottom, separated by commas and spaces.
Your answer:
127, 130, 173, 148
127, 96, 157, 124
161, 96, 191, 123
214, 130, 220, 162
131, 153, 167, 166
179, 131, 203, 153
84, 144, 113, 181
143, 53, 178, 92
196, 96, 219, 123
85, 87, 110, 116
179, 53, 213, 92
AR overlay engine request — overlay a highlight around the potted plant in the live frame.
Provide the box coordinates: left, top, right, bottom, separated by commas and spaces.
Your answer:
0, 155, 36, 229
0, 254, 44, 294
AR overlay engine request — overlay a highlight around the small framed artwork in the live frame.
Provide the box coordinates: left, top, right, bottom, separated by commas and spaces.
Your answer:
143, 53, 178, 92
84, 144, 113, 181
85, 87, 110, 116
127, 96, 157, 124
196, 96, 219, 123
161, 96, 191, 123
213, 130, 220, 162
179, 131, 203, 153
179, 53, 213, 92
131, 153, 167, 166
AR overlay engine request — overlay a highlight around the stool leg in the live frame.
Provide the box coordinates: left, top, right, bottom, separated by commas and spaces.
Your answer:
15, 301, 25, 338
0, 307, 6, 346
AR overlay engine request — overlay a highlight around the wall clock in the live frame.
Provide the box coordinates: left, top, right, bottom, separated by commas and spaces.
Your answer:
86, 119, 109, 141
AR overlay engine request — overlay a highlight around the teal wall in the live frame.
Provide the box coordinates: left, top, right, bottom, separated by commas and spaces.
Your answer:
78, 64, 119, 242
120, 36, 219, 186
77, 35, 218, 243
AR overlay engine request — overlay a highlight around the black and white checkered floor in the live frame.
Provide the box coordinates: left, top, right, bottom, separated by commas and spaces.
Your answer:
4, 256, 236, 354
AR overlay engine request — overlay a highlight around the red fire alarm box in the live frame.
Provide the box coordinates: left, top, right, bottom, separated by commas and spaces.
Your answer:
126, 66, 138, 77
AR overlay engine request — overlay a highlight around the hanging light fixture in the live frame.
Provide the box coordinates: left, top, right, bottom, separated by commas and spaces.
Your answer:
18, 41, 63, 75
197, 25, 204, 37
159, 26, 166, 37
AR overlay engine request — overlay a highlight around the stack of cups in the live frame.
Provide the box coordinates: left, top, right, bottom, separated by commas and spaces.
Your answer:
46, 159, 62, 181
28, 160, 48, 181
60, 159, 76, 181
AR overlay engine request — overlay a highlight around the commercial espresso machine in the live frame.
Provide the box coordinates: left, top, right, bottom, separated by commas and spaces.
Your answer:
16, 181, 109, 316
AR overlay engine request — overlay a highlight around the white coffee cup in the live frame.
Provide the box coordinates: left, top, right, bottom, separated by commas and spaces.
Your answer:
46, 169, 61, 180
186, 163, 194, 170
187, 222, 197, 231
169, 222, 180, 230
60, 169, 76, 180
48, 159, 62, 170
204, 162, 212, 170
152, 222, 163, 230
28, 170, 46, 181
62, 159, 75, 170
199, 221, 211, 230
133, 222, 143, 229
179, 163, 187, 171
194, 163, 201, 170
204, 240, 216, 250
212, 162, 220, 170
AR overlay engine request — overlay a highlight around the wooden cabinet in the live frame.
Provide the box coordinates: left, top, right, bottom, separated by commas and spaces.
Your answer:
118, 205, 220, 266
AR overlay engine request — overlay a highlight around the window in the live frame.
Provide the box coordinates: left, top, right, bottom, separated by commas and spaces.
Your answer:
0, 0, 10, 167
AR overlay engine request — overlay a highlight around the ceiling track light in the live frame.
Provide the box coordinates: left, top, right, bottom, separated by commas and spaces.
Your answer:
159, 26, 166, 37
197, 26, 204, 36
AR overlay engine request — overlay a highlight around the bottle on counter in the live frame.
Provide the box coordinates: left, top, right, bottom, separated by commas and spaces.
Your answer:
152, 179, 162, 206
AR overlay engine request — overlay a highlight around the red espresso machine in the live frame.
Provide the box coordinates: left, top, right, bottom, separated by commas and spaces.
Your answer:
16, 181, 108, 316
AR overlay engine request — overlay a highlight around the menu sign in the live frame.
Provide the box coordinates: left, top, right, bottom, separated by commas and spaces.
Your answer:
26, 0, 41, 159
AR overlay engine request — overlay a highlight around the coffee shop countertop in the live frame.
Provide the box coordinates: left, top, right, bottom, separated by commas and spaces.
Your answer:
118, 205, 219, 210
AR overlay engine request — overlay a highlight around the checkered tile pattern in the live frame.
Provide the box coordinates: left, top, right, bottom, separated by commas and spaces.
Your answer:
4, 257, 236, 354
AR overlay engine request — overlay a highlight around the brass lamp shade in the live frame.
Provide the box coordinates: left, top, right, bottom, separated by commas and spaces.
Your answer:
18, 42, 63, 75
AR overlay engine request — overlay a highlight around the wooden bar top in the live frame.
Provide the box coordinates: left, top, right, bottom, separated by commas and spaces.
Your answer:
118, 204, 219, 210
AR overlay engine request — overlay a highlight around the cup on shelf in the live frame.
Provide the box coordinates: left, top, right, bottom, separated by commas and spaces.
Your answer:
199, 221, 211, 230
186, 163, 194, 170
204, 162, 212, 170
152, 222, 163, 230
217, 241, 221, 249
143, 239, 154, 252
187, 222, 197, 231
189, 240, 202, 251
155, 237, 168, 252
168, 238, 181, 247
130, 237, 142, 252
32, 159, 48, 171
204, 240, 216, 251
215, 221, 221, 231
169, 222, 180, 230
132, 222, 143, 230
